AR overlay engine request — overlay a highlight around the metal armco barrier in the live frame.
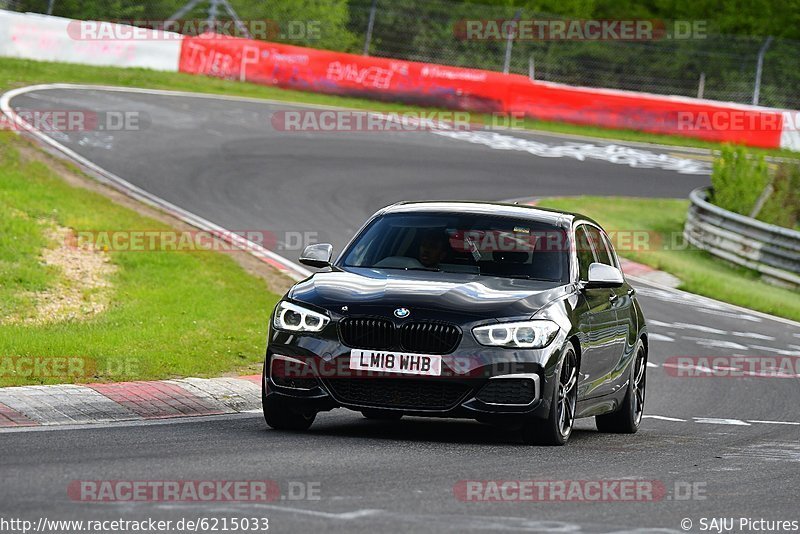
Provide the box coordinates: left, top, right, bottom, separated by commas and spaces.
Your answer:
684, 187, 800, 288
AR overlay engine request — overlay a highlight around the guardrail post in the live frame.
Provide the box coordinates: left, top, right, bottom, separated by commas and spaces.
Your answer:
752, 36, 773, 106
363, 0, 378, 56
697, 72, 705, 99
502, 10, 521, 74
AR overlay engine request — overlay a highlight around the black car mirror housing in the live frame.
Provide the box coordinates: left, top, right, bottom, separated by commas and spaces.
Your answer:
299, 243, 334, 268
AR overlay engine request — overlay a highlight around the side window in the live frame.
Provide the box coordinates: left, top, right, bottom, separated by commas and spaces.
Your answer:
574, 225, 595, 281
600, 231, 619, 268
586, 225, 613, 266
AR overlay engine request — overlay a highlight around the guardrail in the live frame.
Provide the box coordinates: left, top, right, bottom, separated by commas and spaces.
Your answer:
684, 187, 800, 288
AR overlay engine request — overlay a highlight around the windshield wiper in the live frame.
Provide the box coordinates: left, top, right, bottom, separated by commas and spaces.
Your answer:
478, 272, 542, 280
404, 266, 440, 272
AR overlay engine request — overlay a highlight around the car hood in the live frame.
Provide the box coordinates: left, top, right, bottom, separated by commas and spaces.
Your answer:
289, 267, 570, 321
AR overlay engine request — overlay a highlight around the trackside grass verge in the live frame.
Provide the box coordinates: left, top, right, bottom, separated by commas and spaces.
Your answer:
536, 197, 800, 322
0, 57, 797, 159
0, 132, 282, 387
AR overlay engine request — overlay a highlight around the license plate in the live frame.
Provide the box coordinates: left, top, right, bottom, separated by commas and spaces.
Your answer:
349, 349, 442, 376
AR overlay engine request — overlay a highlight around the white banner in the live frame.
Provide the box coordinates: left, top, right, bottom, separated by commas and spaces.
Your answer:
0, 10, 182, 71
781, 111, 800, 151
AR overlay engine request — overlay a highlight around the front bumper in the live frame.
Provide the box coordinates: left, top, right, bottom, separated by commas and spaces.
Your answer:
264, 326, 564, 421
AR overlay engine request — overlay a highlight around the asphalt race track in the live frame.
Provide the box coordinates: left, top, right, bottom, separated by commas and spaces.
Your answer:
3, 87, 799, 533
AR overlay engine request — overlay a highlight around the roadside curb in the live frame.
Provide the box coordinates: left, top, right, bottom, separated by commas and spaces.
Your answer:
0, 375, 262, 428
618, 258, 681, 288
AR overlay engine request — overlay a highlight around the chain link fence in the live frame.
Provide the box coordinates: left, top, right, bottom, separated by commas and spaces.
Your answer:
5, 0, 800, 109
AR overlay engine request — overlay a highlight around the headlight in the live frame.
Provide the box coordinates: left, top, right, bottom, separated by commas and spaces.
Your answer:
473, 320, 559, 348
273, 301, 330, 332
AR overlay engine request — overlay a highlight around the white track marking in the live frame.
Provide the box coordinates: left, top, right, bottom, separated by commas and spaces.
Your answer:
731, 332, 776, 341
694, 418, 750, 426
695, 307, 762, 322
747, 420, 800, 426
647, 319, 674, 328
643, 415, 686, 422
249, 505, 381, 520
648, 333, 675, 342
156, 502, 383, 520
722, 442, 800, 463
748, 345, 800, 356
672, 323, 728, 335
681, 337, 748, 350
662, 362, 715, 374
648, 320, 728, 335
433, 129, 711, 174
646, 362, 659, 368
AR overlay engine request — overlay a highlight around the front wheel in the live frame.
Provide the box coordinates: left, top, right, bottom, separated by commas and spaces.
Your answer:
522, 345, 578, 446
262, 369, 316, 431
596, 341, 646, 434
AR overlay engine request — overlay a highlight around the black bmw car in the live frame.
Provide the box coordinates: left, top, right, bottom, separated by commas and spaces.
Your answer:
263, 201, 648, 445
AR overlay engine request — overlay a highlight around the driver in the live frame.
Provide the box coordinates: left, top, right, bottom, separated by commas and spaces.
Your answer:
417, 229, 451, 268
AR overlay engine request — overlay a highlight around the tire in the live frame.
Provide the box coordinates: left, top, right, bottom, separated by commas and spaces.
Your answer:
362, 408, 403, 420
261, 367, 316, 431
522, 345, 578, 446
596, 341, 646, 434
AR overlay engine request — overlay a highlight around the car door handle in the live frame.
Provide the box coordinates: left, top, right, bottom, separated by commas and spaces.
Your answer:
609, 293, 618, 303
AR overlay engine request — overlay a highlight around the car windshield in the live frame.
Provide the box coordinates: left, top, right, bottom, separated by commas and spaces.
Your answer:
340, 212, 568, 282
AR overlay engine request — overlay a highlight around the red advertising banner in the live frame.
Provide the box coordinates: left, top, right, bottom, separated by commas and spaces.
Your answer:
505, 79, 783, 148
178, 34, 785, 148
179, 35, 509, 112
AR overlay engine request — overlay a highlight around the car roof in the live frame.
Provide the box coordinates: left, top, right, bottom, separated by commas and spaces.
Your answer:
380, 200, 596, 228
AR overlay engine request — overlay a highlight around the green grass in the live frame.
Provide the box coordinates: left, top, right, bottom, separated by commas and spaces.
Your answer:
1, 57, 797, 159
536, 196, 800, 322
0, 132, 281, 386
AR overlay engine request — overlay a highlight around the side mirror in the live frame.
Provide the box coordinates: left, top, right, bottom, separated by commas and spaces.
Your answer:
299, 243, 333, 268
584, 262, 624, 288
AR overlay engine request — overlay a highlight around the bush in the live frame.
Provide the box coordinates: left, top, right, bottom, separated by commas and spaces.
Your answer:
710, 145, 770, 216
710, 145, 800, 229
757, 161, 800, 229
